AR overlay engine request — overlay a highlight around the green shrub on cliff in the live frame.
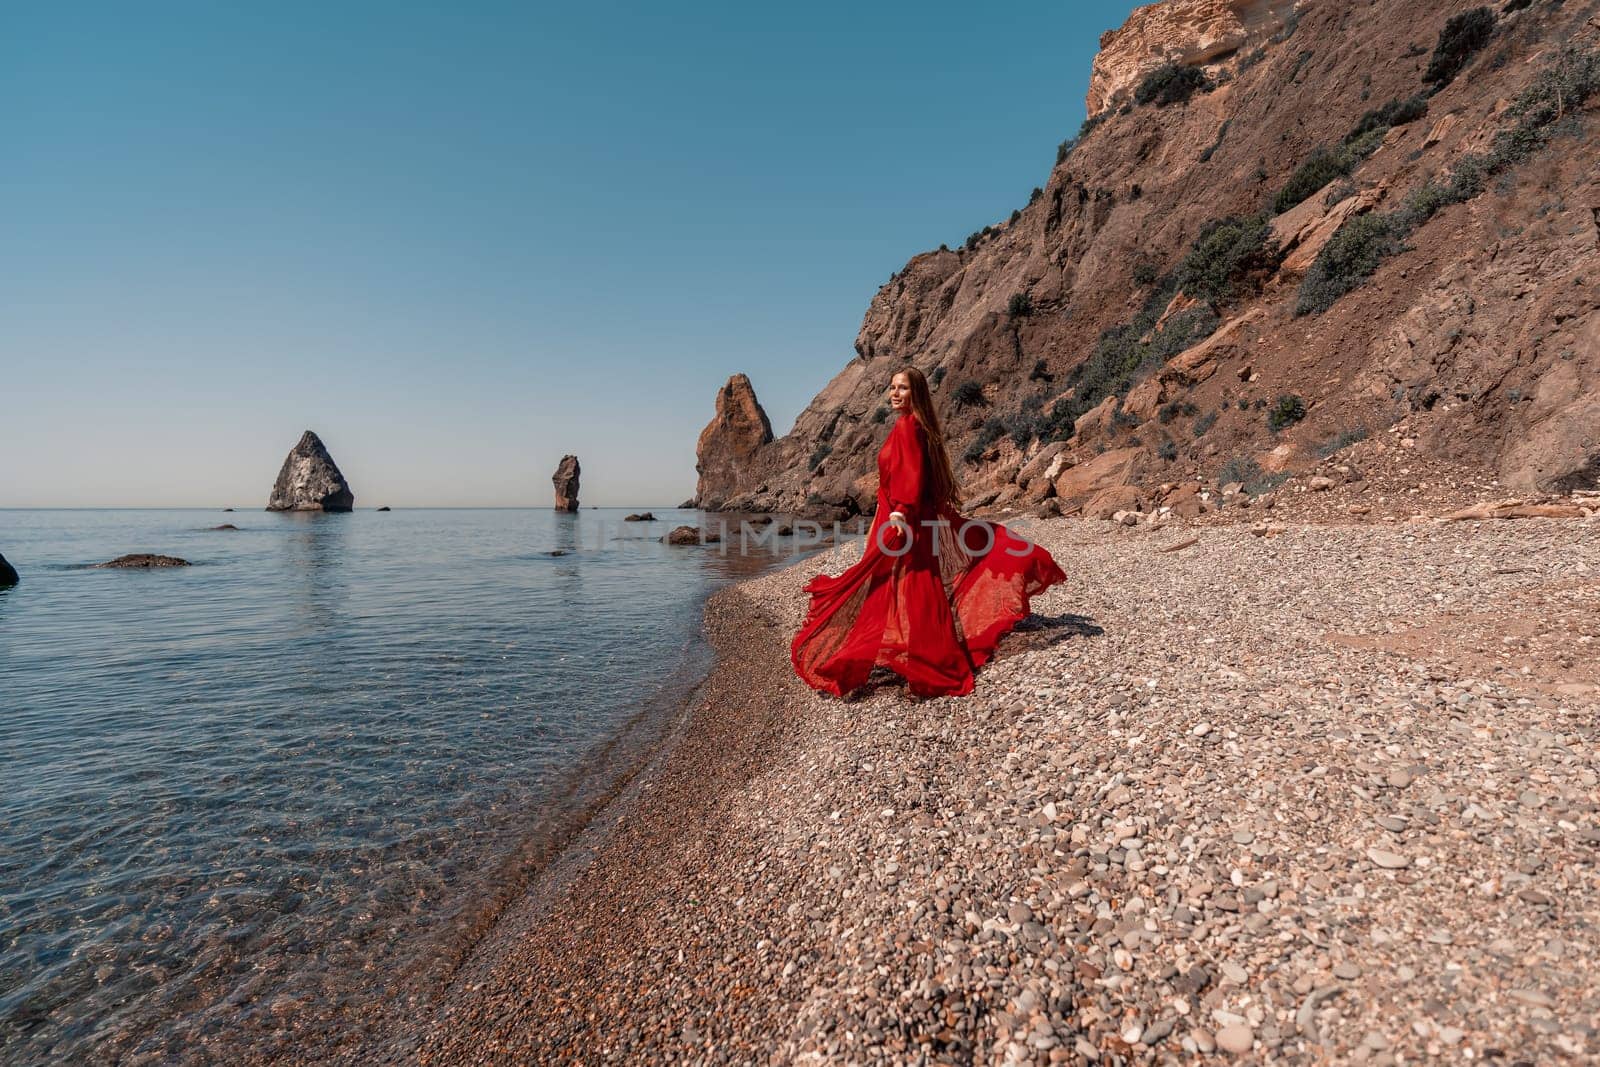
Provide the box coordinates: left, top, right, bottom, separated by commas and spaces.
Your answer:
1294, 213, 1402, 315
1216, 455, 1288, 494
1345, 94, 1430, 144
952, 380, 987, 409
962, 416, 1016, 463
1424, 7, 1496, 88
1267, 394, 1307, 432
1159, 399, 1199, 424
1199, 119, 1231, 162
1174, 215, 1282, 305
1314, 425, 1369, 458
1297, 43, 1599, 315
1007, 292, 1034, 318
1273, 128, 1386, 214
1134, 63, 1210, 107
1069, 298, 1218, 415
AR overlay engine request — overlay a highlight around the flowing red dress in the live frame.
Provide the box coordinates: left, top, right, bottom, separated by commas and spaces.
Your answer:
791, 413, 1067, 698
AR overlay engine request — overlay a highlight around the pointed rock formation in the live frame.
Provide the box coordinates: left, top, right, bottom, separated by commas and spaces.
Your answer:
694, 374, 773, 510
553, 455, 580, 512
0, 553, 17, 587
268, 431, 354, 512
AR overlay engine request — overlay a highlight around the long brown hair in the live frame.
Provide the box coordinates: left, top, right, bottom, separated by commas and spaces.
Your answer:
893, 366, 961, 510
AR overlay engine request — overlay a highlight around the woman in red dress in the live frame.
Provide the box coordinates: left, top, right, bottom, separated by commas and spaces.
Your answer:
791, 367, 1067, 698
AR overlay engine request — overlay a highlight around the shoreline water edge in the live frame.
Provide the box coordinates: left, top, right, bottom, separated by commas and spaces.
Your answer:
355, 512, 1600, 1066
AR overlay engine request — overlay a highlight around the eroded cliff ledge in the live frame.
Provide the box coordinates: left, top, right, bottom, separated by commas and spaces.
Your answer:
1087, 0, 1300, 116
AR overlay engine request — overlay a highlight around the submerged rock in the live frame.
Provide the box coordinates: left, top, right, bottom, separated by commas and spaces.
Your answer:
93, 554, 190, 569
209, 524, 239, 531
623, 512, 656, 522
267, 431, 354, 512
0, 553, 17, 586
553, 455, 580, 512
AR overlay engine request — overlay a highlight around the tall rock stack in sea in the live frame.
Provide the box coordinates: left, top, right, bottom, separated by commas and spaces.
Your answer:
552, 455, 580, 512
692, 374, 773, 510
267, 431, 355, 512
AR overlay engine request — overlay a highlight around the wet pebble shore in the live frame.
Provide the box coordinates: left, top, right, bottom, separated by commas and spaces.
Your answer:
402, 514, 1600, 1065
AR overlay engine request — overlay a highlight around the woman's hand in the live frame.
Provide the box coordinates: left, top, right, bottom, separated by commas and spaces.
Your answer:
883, 510, 912, 551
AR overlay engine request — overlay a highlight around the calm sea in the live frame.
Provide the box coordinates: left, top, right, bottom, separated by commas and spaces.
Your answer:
0, 507, 818, 1063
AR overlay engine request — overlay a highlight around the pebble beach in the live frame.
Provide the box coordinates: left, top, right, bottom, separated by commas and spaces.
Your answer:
393, 511, 1599, 1065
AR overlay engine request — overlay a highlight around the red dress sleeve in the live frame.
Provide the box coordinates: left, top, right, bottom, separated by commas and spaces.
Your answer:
886, 417, 927, 520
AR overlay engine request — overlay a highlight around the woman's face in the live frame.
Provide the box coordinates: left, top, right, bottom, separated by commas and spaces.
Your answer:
889, 373, 912, 412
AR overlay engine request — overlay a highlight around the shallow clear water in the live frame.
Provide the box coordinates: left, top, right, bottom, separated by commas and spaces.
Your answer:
0, 508, 808, 1063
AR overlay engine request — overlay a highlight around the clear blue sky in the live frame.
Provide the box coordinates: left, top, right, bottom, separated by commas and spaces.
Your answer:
1, 1, 1137, 507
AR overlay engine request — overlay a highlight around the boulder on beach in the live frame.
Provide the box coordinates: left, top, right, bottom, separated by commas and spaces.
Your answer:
0, 553, 17, 586
267, 431, 354, 512
93, 554, 190, 569
623, 512, 656, 522
553, 455, 580, 512
662, 525, 720, 546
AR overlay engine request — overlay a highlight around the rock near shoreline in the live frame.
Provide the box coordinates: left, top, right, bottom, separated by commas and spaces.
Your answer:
693, 374, 773, 511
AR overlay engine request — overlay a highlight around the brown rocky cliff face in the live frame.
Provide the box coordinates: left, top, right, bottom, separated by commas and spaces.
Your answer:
1087, 0, 1299, 115
702, 0, 1600, 517
693, 374, 774, 510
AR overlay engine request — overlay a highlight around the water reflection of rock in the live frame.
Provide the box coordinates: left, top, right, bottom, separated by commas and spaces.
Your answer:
281, 512, 350, 631
688, 511, 860, 581
546, 510, 584, 599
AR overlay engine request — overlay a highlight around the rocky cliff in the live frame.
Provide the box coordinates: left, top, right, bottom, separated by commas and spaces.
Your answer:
1087, 0, 1299, 116
268, 431, 354, 512
699, 0, 1600, 520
